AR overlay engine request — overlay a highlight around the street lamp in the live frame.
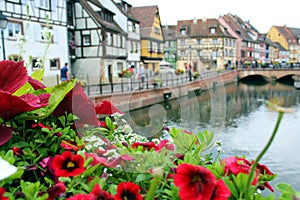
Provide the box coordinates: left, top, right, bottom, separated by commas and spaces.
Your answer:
0, 12, 8, 60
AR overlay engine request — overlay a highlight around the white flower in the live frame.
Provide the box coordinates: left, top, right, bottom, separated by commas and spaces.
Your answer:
85, 144, 92, 150
0, 158, 17, 181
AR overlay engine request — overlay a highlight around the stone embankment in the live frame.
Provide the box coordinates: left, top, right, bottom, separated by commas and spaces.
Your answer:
92, 70, 239, 112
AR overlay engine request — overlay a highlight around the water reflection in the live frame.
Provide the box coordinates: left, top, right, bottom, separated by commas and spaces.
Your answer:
125, 81, 300, 192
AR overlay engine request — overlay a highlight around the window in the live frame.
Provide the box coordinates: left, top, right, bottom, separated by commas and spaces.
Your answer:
35, 0, 50, 10
180, 28, 186, 35
83, 34, 91, 46
40, 0, 50, 9
157, 42, 162, 53
50, 58, 60, 70
8, 54, 22, 61
7, 22, 22, 38
32, 58, 42, 70
211, 39, 218, 45
148, 41, 153, 52
41, 26, 53, 41
197, 39, 202, 45
7, 0, 20, 3
117, 62, 123, 71
210, 28, 216, 34
154, 27, 160, 35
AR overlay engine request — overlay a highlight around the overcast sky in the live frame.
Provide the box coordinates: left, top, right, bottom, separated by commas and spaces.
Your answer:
126, 0, 299, 33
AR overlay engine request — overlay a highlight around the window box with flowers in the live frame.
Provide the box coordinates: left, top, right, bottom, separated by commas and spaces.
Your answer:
118, 68, 133, 78
151, 77, 163, 88
192, 71, 200, 79
175, 68, 184, 75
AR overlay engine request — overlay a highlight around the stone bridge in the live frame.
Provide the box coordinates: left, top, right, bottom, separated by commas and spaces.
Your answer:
237, 68, 300, 81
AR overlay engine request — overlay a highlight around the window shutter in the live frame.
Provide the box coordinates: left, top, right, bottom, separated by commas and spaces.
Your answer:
34, 24, 42, 41
51, 0, 57, 12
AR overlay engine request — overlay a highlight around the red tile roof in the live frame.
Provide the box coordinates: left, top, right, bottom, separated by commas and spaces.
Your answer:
130, 5, 159, 37
176, 18, 234, 38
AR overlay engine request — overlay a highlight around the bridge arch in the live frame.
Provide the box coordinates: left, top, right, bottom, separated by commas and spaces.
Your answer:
238, 69, 300, 81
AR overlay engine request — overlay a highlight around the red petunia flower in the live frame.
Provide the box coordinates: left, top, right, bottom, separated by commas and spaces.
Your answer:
47, 182, 66, 200
211, 180, 231, 200
131, 142, 158, 151
114, 182, 143, 200
157, 140, 174, 152
66, 184, 114, 200
174, 163, 217, 200
90, 184, 115, 200
51, 151, 85, 177
12, 147, 23, 156
0, 188, 9, 200
66, 194, 94, 200
221, 157, 258, 185
255, 162, 275, 192
95, 100, 124, 115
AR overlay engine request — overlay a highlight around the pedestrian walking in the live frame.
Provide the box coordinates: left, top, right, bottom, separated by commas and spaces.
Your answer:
61, 63, 69, 82
139, 64, 146, 89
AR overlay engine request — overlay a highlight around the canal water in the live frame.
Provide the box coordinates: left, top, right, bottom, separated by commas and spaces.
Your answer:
124, 80, 300, 193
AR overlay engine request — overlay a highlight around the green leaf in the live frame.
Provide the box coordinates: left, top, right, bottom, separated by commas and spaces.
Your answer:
13, 82, 33, 96
135, 173, 152, 183
276, 183, 295, 194
15, 80, 76, 120
31, 68, 45, 81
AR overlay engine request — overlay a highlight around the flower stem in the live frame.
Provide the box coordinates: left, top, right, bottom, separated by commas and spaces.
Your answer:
145, 174, 162, 200
244, 111, 284, 198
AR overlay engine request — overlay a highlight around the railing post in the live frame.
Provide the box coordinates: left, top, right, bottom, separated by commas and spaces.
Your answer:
110, 80, 114, 93
99, 77, 103, 95
121, 78, 124, 92
87, 73, 90, 96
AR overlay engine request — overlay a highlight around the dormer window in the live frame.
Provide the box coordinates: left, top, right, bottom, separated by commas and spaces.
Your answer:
97, 10, 114, 23
180, 28, 186, 35
154, 27, 160, 35
235, 30, 241, 35
210, 27, 216, 34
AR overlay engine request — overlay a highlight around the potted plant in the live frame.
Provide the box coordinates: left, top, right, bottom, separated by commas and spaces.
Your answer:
192, 71, 200, 79
118, 69, 133, 78
151, 77, 163, 88
175, 68, 184, 75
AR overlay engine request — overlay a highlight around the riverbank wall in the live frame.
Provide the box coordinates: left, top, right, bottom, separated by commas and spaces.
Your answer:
92, 70, 239, 112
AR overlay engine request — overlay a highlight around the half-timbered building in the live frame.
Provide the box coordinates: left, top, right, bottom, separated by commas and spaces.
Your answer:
0, 0, 69, 86
67, 0, 127, 84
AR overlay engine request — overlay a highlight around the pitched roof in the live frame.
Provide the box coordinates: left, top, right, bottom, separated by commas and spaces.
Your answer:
274, 42, 288, 51
221, 14, 254, 41
176, 18, 234, 38
162, 25, 177, 40
114, 0, 139, 23
273, 26, 297, 44
80, 0, 123, 33
130, 5, 159, 37
288, 27, 300, 39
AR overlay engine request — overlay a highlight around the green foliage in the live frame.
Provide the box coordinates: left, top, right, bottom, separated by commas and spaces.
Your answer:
276, 183, 300, 200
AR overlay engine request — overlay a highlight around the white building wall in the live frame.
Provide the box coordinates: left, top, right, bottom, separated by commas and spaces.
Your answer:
0, 0, 69, 86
